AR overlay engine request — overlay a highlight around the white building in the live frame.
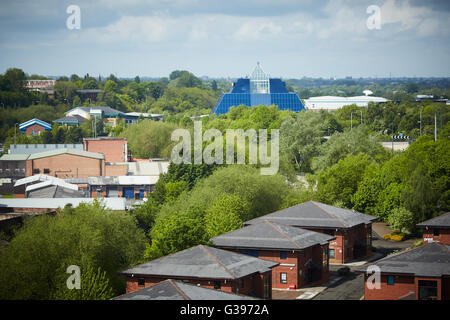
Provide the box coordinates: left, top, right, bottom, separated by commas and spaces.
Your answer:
304, 95, 389, 111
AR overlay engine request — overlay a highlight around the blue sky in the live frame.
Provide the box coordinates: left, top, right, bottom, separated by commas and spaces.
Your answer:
0, 0, 449, 79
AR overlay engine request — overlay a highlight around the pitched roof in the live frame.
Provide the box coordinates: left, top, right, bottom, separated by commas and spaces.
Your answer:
244, 201, 377, 229
356, 242, 450, 277
417, 212, 450, 229
211, 220, 335, 251
113, 279, 257, 300
27, 148, 104, 160
19, 118, 52, 130
53, 114, 87, 123
0, 154, 30, 161
120, 245, 278, 280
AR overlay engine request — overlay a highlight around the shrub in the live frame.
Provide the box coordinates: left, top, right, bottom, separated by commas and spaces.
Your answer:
382, 234, 391, 240
390, 234, 404, 241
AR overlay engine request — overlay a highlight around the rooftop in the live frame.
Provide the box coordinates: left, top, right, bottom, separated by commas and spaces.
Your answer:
357, 242, 450, 277
113, 279, 257, 300
211, 220, 335, 251
27, 148, 104, 160
244, 201, 377, 229
120, 245, 278, 280
417, 212, 450, 229
18, 118, 52, 130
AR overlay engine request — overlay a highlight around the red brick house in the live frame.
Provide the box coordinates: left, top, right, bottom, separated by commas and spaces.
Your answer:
19, 118, 52, 136
358, 242, 450, 300
119, 245, 278, 299
417, 212, 450, 245
244, 201, 377, 264
211, 220, 335, 289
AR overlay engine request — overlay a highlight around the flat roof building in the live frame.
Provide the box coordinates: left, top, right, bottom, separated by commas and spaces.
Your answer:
211, 63, 305, 115
304, 95, 389, 111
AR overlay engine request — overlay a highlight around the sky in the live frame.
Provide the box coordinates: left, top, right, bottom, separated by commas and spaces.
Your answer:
0, 0, 449, 79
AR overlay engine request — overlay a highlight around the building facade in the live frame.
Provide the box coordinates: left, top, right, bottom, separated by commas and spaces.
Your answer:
120, 245, 278, 299
212, 63, 305, 115
211, 220, 334, 290
244, 201, 377, 264
19, 118, 52, 136
417, 212, 450, 245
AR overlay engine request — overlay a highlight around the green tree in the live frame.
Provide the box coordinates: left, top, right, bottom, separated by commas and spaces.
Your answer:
387, 207, 416, 234
204, 194, 247, 238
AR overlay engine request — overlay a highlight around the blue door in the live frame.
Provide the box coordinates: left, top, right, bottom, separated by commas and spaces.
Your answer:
139, 188, 145, 199
123, 187, 134, 199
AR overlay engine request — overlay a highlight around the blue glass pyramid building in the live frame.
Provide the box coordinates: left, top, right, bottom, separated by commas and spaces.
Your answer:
211, 63, 305, 115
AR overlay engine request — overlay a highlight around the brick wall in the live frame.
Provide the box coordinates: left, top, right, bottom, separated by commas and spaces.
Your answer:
423, 228, 450, 245
364, 274, 416, 300
26, 154, 105, 178
83, 139, 127, 163
105, 164, 128, 176
24, 124, 48, 136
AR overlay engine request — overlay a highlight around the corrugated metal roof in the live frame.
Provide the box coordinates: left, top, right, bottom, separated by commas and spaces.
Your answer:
244, 201, 377, 229
27, 148, 104, 160
0, 154, 30, 161
212, 220, 335, 251
8, 143, 83, 155
113, 279, 257, 300
0, 197, 126, 210
121, 245, 278, 280
87, 176, 159, 185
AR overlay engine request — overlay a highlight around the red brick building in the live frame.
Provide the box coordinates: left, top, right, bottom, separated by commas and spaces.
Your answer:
417, 212, 450, 245
211, 220, 335, 289
25, 148, 105, 179
358, 242, 450, 300
244, 201, 377, 264
83, 137, 128, 163
19, 118, 52, 136
119, 245, 278, 299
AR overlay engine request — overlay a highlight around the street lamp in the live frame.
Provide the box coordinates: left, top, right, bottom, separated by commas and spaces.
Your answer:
14, 122, 18, 146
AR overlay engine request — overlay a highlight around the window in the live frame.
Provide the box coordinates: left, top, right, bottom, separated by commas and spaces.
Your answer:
280, 273, 287, 284
214, 281, 221, 290
240, 279, 245, 288
418, 280, 438, 300
280, 251, 287, 260
32, 169, 40, 174
264, 276, 270, 299
387, 275, 395, 285
329, 249, 335, 259
137, 278, 145, 287
323, 248, 329, 268
240, 249, 258, 258
43, 168, 50, 174
433, 229, 440, 237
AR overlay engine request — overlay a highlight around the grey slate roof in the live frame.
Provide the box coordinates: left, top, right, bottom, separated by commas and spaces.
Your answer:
211, 220, 335, 251
53, 115, 87, 123
244, 201, 377, 229
113, 279, 257, 300
417, 212, 450, 229
120, 245, 278, 280
357, 242, 450, 277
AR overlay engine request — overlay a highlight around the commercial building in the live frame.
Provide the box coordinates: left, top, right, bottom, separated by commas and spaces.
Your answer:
358, 242, 450, 300
53, 114, 87, 127
211, 63, 305, 115
113, 279, 257, 300
65, 106, 126, 128
211, 220, 335, 289
120, 245, 278, 299
19, 118, 52, 136
304, 95, 389, 111
14, 174, 85, 198
87, 176, 159, 199
83, 137, 128, 163
0, 154, 28, 196
125, 112, 163, 124
417, 212, 450, 245
8, 143, 84, 155
244, 201, 377, 264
